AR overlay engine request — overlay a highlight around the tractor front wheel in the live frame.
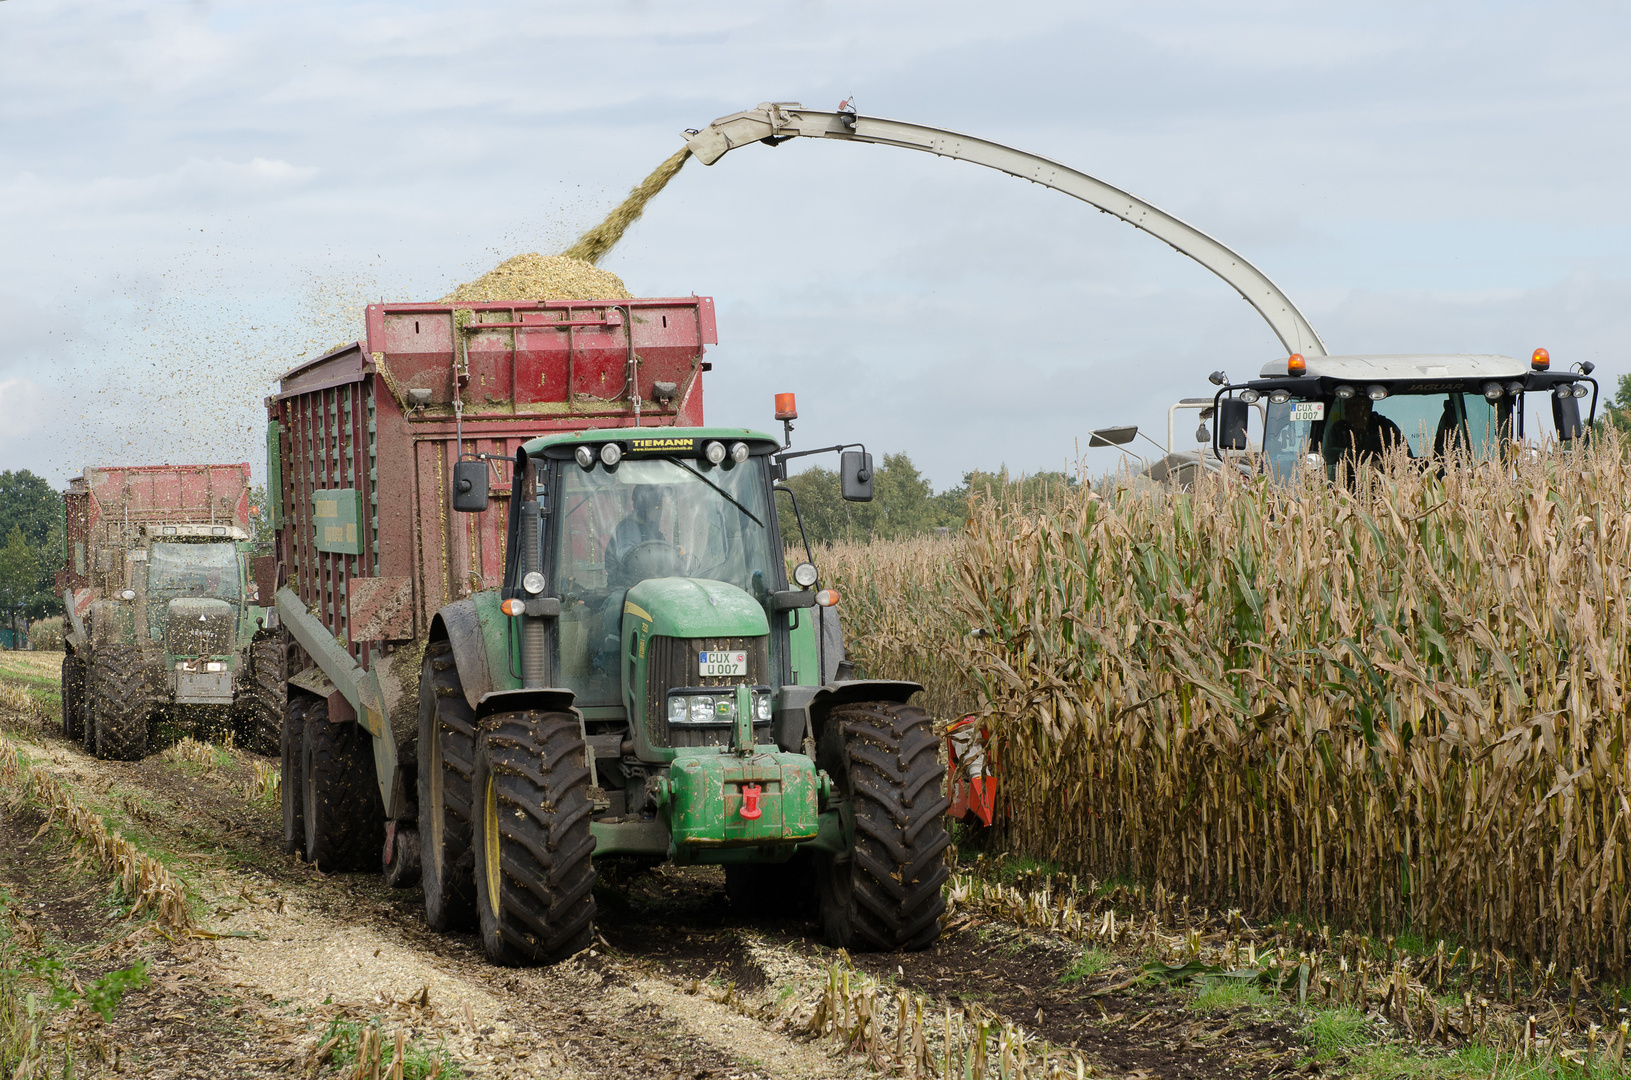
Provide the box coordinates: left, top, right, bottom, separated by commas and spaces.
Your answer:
61, 653, 86, 742
816, 701, 951, 951
300, 702, 385, 871
90, 646, 149, 761
417, 640, 477, 931
239, 634, 285, 755
471, 711, 597, 966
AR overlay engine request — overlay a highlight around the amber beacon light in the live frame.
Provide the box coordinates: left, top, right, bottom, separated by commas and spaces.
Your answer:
1287, 353, 1306, 376
774, 392, 798, 420
1531, 348, 1550, 371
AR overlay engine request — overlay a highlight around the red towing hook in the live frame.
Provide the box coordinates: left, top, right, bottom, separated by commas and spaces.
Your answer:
739, 783, 763, 820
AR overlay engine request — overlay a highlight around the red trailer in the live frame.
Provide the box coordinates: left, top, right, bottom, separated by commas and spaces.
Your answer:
267, 296, 717, 870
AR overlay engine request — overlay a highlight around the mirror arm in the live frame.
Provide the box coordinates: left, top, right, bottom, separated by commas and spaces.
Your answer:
773, 441, 865, 466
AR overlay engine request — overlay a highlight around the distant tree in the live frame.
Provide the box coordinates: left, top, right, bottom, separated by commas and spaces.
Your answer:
0, 527, 40, 641
1595, 373, 1631, 438
0, 470, 63, 621
247, 484, 275, 555
777, 453, 953, 546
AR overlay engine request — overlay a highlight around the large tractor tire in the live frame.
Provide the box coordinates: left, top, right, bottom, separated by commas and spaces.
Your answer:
816, 701, 951, 951
300, 702, 385, 871
60, 653, 86, 742
417, 640, 478, 931
281, 695, 310, 857
237, 634, 286, 756
471, 711, 597, 966
89, 646, 150, 762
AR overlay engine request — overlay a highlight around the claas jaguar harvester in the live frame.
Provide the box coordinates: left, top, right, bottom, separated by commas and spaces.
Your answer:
266, 295, 949, 964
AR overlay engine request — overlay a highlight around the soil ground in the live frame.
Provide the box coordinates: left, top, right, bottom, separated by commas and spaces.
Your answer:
0, 654, 1551, 1078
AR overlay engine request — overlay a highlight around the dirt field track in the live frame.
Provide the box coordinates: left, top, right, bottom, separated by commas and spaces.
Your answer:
0, 654, 1571, 1079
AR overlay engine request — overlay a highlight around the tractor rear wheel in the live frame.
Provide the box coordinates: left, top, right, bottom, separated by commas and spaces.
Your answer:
417, 640, 477, 931
471, 711, 597, 965
238, 634, 285, 755
61, 654, 86, 742
281, 695, 310, 857
816, 701, 950, 951
90, 646, 149, 761
300, 702, 385, 871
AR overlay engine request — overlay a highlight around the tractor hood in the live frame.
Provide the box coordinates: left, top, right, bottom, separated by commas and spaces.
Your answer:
622, 578, 769, 640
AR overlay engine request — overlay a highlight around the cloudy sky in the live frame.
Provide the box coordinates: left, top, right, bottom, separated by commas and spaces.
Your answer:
3, 1, 1629, 490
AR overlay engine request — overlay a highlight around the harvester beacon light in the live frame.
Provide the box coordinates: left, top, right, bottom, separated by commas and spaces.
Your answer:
1483, 382, 1504, 401
599, 442, 623, 467
1366, 385, 1389, 401
1334, 385, 1356, 400
704, 440, 727, 465
1269, 389, 1292, 405
1532, 348, 1550, 371
729, 441, 750, 464
574, 445, 595, 468
1239, 389, 1261, 404
774, 393, 798, 420
522, 571, 546, 595
500, 599, 525, 616
1286, 353, 1306, 376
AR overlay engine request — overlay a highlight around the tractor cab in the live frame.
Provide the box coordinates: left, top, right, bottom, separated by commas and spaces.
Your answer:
135, 523, 253, 706
1210, 350, 1598, 481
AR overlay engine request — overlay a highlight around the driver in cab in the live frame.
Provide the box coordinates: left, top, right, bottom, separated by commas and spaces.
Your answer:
608, 484, 683, 587
1327, 395, 1406, 466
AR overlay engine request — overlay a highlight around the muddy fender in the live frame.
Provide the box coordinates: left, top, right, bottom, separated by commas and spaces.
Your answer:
429, 592, 514, 713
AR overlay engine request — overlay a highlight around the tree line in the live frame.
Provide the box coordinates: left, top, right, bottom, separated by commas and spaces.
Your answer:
773, 452, 1081, 548
0, 470, 64, 638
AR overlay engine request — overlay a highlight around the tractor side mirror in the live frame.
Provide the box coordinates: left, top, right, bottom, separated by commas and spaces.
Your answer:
841, 451, 874, 502
1218, 399, 1250, 451
1554, 391, 1584, 441
452, 459, 489, 512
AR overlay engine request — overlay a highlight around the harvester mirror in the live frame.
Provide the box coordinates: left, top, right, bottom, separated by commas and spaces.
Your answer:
451, 460, 489, 512
1217, 399, 1250, 451
841, 451, 874, 502
1087, 426, 1137, 448
1554, 390, 1584, 441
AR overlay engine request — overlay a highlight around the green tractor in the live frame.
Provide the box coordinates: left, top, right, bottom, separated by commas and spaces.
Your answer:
420, 419, 949, 963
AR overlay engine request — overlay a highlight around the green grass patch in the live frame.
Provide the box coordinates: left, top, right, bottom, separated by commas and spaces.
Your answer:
1301, 1006, 1368, 1060
1059, 949, 1113, 985
316, 1015, 464, 1080
1188, 977, 1270, 1014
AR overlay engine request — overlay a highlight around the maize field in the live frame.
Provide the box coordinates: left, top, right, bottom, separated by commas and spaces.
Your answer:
824, 441, 1631, 977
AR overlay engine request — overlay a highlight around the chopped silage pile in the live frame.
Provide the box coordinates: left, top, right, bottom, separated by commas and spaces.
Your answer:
437, 253, 630, 303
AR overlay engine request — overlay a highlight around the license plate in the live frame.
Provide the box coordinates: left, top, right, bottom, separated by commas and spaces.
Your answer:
1290, 401, 1325, 422
699, 650, 747, 678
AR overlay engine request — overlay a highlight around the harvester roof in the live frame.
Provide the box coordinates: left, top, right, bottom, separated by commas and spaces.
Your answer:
1255, 354, 1529, 381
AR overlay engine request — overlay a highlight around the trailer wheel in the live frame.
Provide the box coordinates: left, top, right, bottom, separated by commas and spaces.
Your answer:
239, 634, 285, 756
90, 646, 149, 761
61, 653, 86, 742
417, 640, 477, 930
816, 701, 951, 951
471, 711, 597, 966
281, 695, 310, 857
300, 702, 385, 871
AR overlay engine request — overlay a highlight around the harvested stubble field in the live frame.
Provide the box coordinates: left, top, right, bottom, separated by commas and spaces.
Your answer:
824, 438, 1631, 1003
2, 659, 1604, 1075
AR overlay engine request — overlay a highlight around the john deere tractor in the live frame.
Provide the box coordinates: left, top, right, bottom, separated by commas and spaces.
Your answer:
420, 417, 949, 963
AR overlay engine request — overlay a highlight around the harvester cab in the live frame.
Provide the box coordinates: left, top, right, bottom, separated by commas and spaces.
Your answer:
1209, 350, 1599, 481
421, 398, 950, 965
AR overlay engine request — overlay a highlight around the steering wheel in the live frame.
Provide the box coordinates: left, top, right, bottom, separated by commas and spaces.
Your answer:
620, 540, 688, 583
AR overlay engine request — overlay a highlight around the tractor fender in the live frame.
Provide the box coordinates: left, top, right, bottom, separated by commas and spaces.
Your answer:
475, 688, 578, 720
775, 679, 923, 751
428, 597, 502, 714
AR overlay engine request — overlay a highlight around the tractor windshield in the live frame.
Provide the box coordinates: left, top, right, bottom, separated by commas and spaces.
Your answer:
551, 456, 774, 706
145, 542, 241, 637
1262, 391, 1509, 480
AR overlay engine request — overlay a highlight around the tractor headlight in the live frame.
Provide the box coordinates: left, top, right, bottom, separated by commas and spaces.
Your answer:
1366, 385, 1388, 401
1483, 381, 1504, 401
1269, 389, 1291, 405
574, 445, 595, 469
729, 441, 750, 464
704, 440, 727, 465
691, 696, 720, 725
205, 661, 226, 673
792, 561, 818, 588
1239, 389, 1260, 404
669, 695, 688, 724
599, 442, 623, 467
753, 690, 773, 721
1334, 385, 1356, 400
120, 589, 136, 601
522, 571, 546, 595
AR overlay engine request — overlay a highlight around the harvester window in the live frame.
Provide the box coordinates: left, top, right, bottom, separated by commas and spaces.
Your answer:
552, 457, 773, 707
